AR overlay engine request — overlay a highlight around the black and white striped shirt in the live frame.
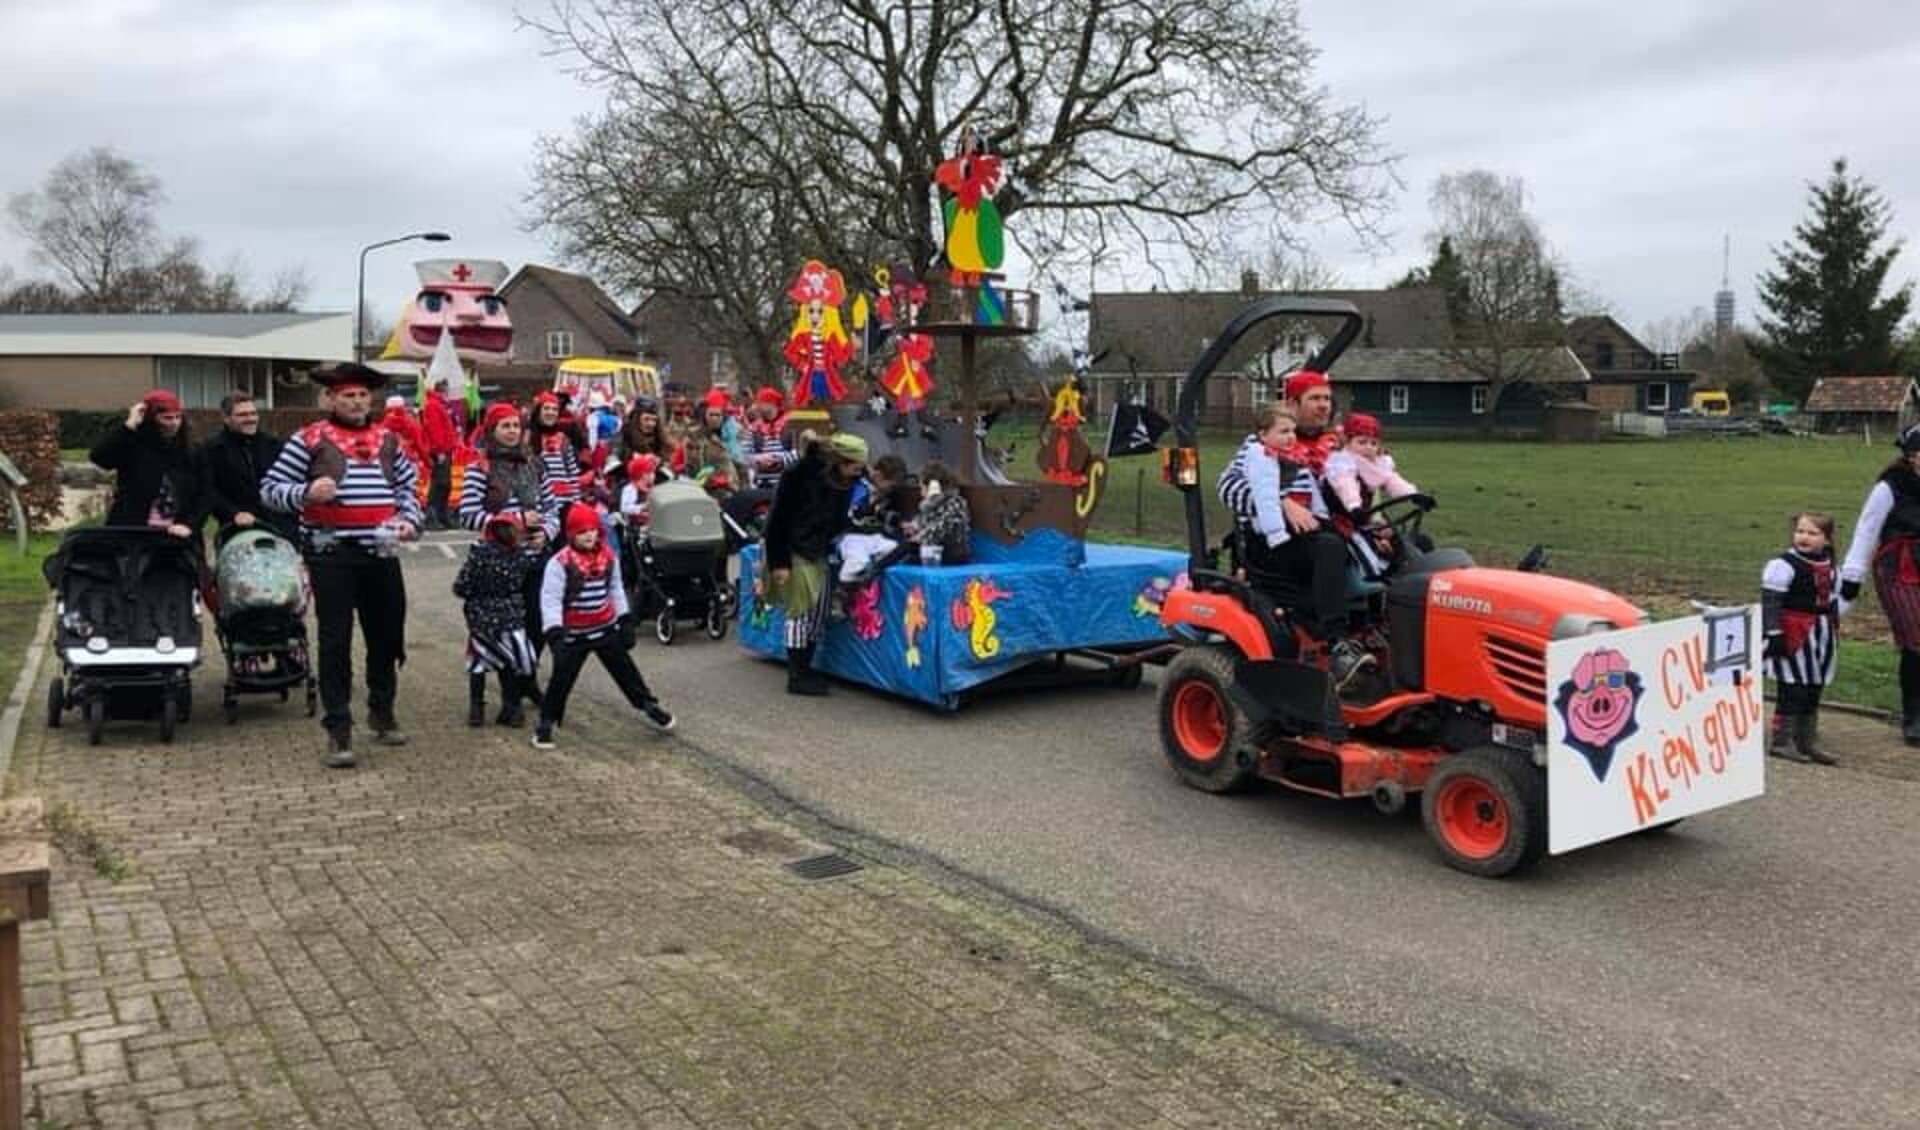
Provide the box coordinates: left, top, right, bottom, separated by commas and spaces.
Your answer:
260, 421, 421, 551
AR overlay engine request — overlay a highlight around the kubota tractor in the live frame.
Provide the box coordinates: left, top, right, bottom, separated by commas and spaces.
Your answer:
1155, 298, 1646, 877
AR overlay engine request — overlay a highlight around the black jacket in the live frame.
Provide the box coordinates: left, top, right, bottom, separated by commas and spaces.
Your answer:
763, 449, 856, 569
90, 421, 201, 529
195, 426, 287, 533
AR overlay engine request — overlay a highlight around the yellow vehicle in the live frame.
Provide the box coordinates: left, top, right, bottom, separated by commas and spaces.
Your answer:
1690, 390, 1731, 416
554, 357, 661, 406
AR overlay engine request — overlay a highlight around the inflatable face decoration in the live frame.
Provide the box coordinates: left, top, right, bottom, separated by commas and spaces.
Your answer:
1552, 646, 1644, 782
397, 259, 512, 363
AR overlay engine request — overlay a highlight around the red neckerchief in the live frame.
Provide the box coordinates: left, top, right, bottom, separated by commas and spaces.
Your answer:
312, 418, 387, 464
558, 541, 611, 580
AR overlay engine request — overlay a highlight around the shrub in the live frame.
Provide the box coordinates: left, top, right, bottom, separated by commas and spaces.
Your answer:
0, 410, 67, 531
56, 410, 128, 451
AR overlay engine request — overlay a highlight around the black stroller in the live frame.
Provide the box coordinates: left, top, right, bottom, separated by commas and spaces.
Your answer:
624, 480, 736, 644
212, 528, 316, 723
44, 527, 203, 745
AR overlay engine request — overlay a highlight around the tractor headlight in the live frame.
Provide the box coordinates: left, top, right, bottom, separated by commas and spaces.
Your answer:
1552, 613, 1618, 640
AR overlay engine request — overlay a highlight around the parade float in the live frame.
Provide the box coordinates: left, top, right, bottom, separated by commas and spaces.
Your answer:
738, 131, 1186, 708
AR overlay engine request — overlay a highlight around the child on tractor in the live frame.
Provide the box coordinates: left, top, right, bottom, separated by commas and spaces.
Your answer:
1226, 404, 1372, 689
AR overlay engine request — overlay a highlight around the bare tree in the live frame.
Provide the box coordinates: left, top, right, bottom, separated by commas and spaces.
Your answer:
1425, 170, 1569, 427
525, 0, 1395, 377
252, 264, 312, 312
7, 147, 163, 308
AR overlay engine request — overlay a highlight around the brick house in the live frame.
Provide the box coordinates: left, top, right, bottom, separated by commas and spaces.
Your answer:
1566, 315, 1696, 415
629, 291, 751, 395
488, 265, 642, 399
1804, 375, 1920, 436
1085, 284, 1586, 431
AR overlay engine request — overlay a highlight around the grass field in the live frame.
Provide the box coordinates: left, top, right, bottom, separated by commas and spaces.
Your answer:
0, 535, 56, 703
1059, 431, 1902, 712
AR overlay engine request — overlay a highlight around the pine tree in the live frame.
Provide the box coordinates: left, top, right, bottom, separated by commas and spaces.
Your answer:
1756, 158, 1913, 401
1391, 236, 1470, 325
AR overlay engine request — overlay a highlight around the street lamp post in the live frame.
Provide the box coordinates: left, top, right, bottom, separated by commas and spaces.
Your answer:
355, 231, 452, 362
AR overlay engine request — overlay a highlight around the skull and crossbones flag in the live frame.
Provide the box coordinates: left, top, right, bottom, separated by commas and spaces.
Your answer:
1104, 400, 1171, 458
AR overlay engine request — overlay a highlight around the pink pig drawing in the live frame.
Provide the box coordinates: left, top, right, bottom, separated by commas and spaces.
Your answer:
1553, 647, 1644, 782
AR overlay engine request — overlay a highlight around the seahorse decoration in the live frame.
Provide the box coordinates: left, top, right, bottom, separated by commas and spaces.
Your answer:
849, 580, 884, 641
902, 584, 928, 668
948, 577, 1011, 660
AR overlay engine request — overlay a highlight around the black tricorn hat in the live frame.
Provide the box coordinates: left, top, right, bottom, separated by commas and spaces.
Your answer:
311, 362, 388, 391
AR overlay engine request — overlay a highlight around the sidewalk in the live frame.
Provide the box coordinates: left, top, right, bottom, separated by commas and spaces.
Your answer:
5, 629, 1506, 1129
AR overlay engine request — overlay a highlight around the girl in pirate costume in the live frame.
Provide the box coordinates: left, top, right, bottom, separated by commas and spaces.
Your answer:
532, 506, 674, 749
1762, 512, 1841, 764
459, 401, 560, 710
452, 512, 538, 727
530, 391, 584, 515
1841, 423, 1920, 746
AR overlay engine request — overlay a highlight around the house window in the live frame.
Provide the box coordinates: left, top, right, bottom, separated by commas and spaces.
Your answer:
1645, 382, 1670, 412
1593, 340, 1615, 369
546, 330, 573, 360
1286, 333, 1309, 356
1471, 385, 1491, 414
156, 357, 233, 409
709, 350, 730, 382
1389, 385, 1410, 414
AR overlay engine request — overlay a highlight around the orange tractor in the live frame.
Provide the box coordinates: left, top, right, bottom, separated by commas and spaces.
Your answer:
1156, 298, 1646, 877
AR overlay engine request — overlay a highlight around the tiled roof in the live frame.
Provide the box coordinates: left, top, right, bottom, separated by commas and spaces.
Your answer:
1087, 287, 1454, 375
503, 265, 638, 355
1805, 376, 1915, 412
1331, 346, 1588, 384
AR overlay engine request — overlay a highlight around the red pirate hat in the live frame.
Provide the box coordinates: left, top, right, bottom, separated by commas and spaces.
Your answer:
1282, 369, 1329, 401
786, 260, 846, 307
753, 386, 785, 410
1343, 412, 1382, 440
701, 387, 732, 413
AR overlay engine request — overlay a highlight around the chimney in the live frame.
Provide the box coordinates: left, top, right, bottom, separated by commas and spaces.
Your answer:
1240, 269, 1260, 296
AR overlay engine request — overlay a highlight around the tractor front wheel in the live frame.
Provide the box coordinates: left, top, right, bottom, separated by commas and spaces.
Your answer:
1421, 746, 1546, 878
1157, 646, 1257, 794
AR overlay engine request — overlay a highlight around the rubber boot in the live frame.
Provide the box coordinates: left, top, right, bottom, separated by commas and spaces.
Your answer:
786, 645, 829, 696
1768, 712, 1805, 761
468, 674, 487, 727
1793, 713, 1837, 765
496, 672, 525, 727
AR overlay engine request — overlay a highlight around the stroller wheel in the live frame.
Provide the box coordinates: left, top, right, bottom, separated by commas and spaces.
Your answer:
705, 604, 728, 641
84, 697, 105, 746
159, 694, 178, 745
46, 676, 64, 729
655, 610, 676, 646
305, 681, 318, 718
224, 694, 240, 726
176, 684, 192, 724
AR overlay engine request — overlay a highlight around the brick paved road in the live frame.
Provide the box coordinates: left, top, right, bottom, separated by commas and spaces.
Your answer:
7, 553, 1507, 1129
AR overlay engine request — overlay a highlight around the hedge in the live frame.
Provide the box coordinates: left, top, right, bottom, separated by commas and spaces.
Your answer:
58, 408, 327, 454
0, 410, 67, 531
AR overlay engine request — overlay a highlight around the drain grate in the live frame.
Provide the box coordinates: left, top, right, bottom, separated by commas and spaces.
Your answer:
785, 852, 864, 881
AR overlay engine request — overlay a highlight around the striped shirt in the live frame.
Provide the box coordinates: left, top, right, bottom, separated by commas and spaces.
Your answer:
534, 431, 582, 501
540, 547, 629, 638
458, 455, 559, 551
1224, 435, 1325, 548
261, 420, 421, 551
744, 424, 797, 490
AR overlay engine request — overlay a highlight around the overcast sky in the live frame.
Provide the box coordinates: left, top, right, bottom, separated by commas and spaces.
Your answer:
2, 0, 1915, 345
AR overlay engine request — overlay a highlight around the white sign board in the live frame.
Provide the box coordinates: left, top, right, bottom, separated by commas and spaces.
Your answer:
1545, 609, 1766, 854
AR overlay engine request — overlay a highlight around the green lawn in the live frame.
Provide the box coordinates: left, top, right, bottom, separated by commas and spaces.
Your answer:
1062, 431, 1901, 711
0, 535, 57, 702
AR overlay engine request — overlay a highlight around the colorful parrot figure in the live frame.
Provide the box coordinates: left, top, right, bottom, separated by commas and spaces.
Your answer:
782, 260, 853, 407
933, 128, 1006, 284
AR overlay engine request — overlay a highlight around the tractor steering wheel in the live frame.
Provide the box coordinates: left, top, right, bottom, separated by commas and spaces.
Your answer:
1353, 492, 1435, 547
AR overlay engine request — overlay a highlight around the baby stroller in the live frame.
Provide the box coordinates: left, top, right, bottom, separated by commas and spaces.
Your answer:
628, 479, 735, 644
43, 526, 203, 746
212, 528, 315, 723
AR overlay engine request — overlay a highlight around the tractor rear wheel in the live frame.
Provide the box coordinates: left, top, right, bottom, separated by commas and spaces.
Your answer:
1421, 746, 1546, 878
1158, 646, 1257, 794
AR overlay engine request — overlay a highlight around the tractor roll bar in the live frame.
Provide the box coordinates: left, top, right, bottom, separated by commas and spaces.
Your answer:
1171, 297, 1365, 576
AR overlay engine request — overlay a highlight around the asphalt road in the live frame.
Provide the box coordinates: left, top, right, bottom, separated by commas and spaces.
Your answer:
403, 541, 1918, 1130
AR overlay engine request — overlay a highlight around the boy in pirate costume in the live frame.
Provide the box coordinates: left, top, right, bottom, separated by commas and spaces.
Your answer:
533, 506, 675, 749
261, 363, 423, 768
1763, 512, 1843, 764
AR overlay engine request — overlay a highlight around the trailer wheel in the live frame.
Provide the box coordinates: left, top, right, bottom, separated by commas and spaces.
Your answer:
84, 697, 105, 746
46, 676, 64, 729
1158, 646, 1257, 794
1112, 663, 1144, 690
1421, 746, 1546, 878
